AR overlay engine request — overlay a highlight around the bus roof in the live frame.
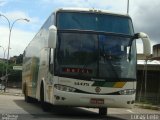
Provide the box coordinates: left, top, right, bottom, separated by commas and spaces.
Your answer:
55, 7, 130, 18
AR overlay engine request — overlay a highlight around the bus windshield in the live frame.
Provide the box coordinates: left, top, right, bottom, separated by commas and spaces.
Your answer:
57, 12, 134, 35
55, 31, 136, 81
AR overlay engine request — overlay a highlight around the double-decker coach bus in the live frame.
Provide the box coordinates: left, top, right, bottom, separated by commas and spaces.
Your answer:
22, 8, 151, 115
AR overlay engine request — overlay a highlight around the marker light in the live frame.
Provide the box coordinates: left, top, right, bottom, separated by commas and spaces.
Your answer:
119, 89, 136, 95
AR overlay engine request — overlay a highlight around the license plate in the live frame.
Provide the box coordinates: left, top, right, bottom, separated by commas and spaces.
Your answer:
90, 98, 104, 104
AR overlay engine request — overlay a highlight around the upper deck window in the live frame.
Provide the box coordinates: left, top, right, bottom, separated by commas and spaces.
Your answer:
57, 12, 134, 35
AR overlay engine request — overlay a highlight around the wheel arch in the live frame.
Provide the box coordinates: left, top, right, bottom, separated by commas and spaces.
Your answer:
22, 81, 27, 94
40, 79, 46, 102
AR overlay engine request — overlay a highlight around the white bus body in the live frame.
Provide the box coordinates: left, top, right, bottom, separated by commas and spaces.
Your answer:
22, 8, 151, 115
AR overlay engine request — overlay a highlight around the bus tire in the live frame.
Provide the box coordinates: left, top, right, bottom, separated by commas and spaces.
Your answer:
40, 82, 51, 112
99, 108, 107, 116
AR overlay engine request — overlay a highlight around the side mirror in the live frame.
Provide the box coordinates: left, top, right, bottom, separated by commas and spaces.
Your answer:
48, 25, 57, 48
134, 32, 151, 57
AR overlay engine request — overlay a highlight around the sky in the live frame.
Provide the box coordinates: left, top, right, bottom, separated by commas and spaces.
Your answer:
0, 0, 160, 58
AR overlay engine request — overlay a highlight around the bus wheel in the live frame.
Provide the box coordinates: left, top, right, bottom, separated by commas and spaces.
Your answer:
99, 108, 107, 116
40, 83, 51, 112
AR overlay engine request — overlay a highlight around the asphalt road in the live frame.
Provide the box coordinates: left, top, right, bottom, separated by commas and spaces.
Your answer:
0, 94, 159, 120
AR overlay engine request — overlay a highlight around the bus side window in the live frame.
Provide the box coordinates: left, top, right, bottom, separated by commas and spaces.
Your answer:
49, 48, 54, 74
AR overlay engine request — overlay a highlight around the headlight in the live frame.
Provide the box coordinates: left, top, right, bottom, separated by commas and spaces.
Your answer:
119, 89, 136, 95
55, 84, 76, 92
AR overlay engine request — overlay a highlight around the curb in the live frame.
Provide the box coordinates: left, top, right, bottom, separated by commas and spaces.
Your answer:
0, 88, 23, 96
0, 92, 24, 96
135, 103, 160, 111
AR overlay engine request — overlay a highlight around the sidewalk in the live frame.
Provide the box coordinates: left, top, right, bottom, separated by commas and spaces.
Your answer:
0, 87, 23, 96
135, 103, 160, 111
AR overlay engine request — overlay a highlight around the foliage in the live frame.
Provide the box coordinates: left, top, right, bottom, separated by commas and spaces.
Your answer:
0, 62, 6, 76
0, 54, 23, 82
10, 54, 23, 64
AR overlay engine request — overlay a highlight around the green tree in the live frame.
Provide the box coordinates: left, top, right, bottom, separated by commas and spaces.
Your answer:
0, 54, 23, 87
16, 54, 23, 64
0, 61, 6, 76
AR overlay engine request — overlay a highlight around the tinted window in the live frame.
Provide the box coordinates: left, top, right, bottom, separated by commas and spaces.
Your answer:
57, 12, 134, 35
55, 31, 136, 81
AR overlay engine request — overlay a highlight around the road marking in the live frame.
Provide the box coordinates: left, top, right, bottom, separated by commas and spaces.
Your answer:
126, 109, 134, 113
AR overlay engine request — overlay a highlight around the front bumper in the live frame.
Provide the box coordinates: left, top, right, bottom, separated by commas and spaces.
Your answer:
53, 89, 135, 108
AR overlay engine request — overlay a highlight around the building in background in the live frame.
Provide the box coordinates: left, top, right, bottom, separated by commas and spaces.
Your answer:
137, 44, 160, 105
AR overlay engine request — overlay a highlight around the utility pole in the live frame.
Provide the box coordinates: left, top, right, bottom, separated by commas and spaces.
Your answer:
127, 0, 130, 14
144, 58, 148, 100
0, 14, 29, 92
